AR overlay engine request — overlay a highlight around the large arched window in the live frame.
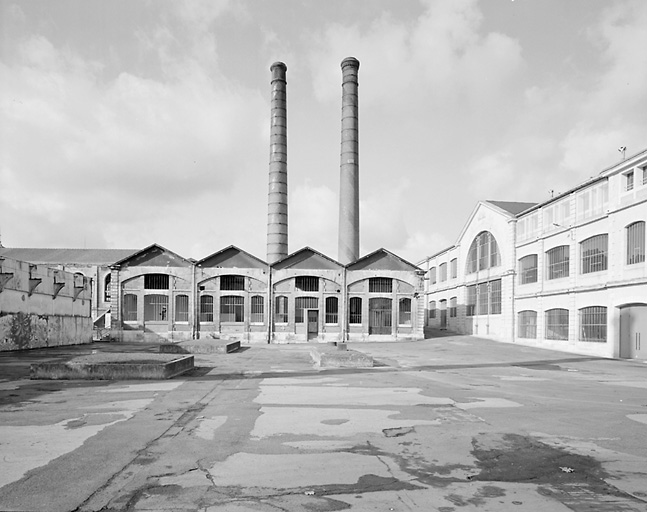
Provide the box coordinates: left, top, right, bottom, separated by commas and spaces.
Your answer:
466, 232, 500, 273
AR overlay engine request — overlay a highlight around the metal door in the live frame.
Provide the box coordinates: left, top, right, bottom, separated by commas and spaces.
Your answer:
369, 298, 392, 335
620, 305, 647, 359
307, 310, 319, 341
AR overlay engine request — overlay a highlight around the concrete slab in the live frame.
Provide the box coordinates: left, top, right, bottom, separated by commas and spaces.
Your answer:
310, 347, 373, 368
30, 353, 194, 380
159, 339, 240, 354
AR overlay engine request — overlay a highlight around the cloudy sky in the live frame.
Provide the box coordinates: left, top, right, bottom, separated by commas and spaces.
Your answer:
1, 0, 645, 263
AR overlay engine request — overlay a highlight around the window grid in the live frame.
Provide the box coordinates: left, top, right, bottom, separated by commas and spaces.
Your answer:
467, 232, 500, 273
518, 310, 537, 339
546, 308, 569, 340
626, 171, 634, 191
546, 246, 570, 280
200, 295, 214, 322
398, 298, 412, 325
220, 275, 245, 291
580, 234, 608, 274
295, 297, 318, 323
123, 294, 137, 321
295, 276, 319, 292
349, 297, 362, 324
275, 296, 288, 323
220, 296, 244, 322
477, 283, 489, 315
519, 254, 538, 284
627, 221, 646, 265
325, 297, 339, 324
175, 295, 189, 322
144, 274, 169, 290
369, 277, 393, 293
489, 280, 502, 314
579, 306, 607, 342
251, 295, 264, 323
144, 294, 168, 321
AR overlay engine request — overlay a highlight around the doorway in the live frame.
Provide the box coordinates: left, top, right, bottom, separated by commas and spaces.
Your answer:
619, 304, 647, 359
369, 298, 392, 335
307, 309, 319, 341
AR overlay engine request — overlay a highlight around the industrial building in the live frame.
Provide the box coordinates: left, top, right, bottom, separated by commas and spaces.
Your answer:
420, 148, 647, 359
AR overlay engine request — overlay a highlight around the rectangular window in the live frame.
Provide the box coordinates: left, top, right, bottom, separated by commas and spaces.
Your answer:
519, 255, 538, 284
295, 297, 318, 323
251, 296, 264, 323
626, 171, 634, 191
449, 297, 457, 317
477, 283, 489, 315
643, 166, 647, 186
428, 300, 436, 319
369, 277, 392, 293
349, 297, 362, 324
546, 308, 569, 340
580, 234, 608, 274
144, 294, 168, 321
174, 295, 189, 322
579, 306, 607, 342
275, 296, 288, 323
295, 276, 319, 292
627, 221, 646, 265
220, 296, 244, 322
123, 294, 138, 321
144, 274, 169, 290
518, 311, 537, 339
429, 267, 437, 284
200, 295, 214, 322
325, 297, 339, 324
450, 258, 457, 279
489, 280, 501, 314
466, 286, 476, 316
398, 298, 412, 325
439, 263, 447, 282
220, 275, 245, 291
546, 246, 570, 280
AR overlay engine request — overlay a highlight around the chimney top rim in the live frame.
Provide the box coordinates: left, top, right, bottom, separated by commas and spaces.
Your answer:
341, 57, 360, 69
270, 61, 287, 72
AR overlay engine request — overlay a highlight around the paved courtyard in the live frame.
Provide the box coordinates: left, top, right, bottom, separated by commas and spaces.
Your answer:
0, 336, 646, 512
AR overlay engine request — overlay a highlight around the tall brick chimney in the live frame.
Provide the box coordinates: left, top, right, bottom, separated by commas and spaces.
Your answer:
267, 62, 288, 264
338, 57, 360, 265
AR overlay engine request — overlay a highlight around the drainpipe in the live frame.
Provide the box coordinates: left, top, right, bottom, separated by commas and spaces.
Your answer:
267, 265, 273, 344
191, 262, 197, 340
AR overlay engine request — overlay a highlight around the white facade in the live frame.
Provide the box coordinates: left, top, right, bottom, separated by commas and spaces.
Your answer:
421, 148, 647, 359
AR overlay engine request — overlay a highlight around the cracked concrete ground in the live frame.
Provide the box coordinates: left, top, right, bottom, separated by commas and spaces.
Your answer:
0, 337, 646, 511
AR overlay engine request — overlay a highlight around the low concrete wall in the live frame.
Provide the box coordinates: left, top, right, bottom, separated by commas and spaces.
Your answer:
0, 257, 92, 351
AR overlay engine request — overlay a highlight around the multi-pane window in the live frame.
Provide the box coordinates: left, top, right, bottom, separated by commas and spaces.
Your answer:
175, 295, 189, 322
450, 259, 458, 279
295, 297, 318, 323
627, 221, 645, 265
449, 297, 457, 317
325, 297, 339, 324
398, 298, 412, 325
477, 283, 489, 315
295, 276, 319, 292
579, 306, 607, 342
104, 274, 111, 302
466, 286, 476, 316
489, 280, 501, 314
625, 171, 634, 191
429, 267, 437, 284
580, 234, 608, 274
144, 294, 168, 321
546, 246, 569, 280
519, 255, 538, 284
251, 295, 264, 323
275, 295, 288, 323
369, 277, 392, 293
123, 294, 137, 321
221, 275, 245, 291
145, 274, 169, 290
518, 310, 537, 339
200, 295, 214, 322
466, 232, 500, 273
546, 308, 569, 340
439, 263, 447, 282
428, 300, 436, 319
349, 297, 362, 324
221, 296, 244, 322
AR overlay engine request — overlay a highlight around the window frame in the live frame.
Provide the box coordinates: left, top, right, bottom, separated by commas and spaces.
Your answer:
220, 275, 245, 291
325, 296, 339, 325
220, 295, 244, 323
275, 295, 288, 324
349, 297, 362, 324
579, 306, 607, 343
199, 295, 214, 323
519, 254, 538, 284
144, 294, 169, 322
123, 293, 138, 322
250, 295, 264, 323
546, 245, 570, 280
545, 308, 569, 340
580, 234, 608, 274
398, 298, 412, 326
517, 310, 537, 339
369, 277, 393, 293
626, 221, 645, 265
174, 294, 189, 322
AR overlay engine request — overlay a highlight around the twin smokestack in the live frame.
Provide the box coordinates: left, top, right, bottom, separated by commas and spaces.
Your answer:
266, 58, 360, 266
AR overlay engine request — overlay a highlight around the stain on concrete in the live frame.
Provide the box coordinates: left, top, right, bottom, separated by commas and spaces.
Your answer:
383, 426, 415, 437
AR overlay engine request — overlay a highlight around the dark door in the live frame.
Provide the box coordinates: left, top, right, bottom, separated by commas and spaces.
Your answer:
307, 310, 319, 341
369, 298, 392, 335
440, 309, 447, 329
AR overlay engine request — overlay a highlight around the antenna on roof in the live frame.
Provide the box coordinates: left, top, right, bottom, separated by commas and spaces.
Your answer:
618, 146, 627, 160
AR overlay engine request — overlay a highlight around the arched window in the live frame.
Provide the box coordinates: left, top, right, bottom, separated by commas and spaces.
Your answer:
275, 296, 288, 323
626, 221, 645, 265
518, 310, 537, 339
518, 254, 538, 284
104, 274, 111, 302
579, 306, 607, 342
546, 308, 569, 340
349, 297, 362, 324
580, 235, 608, 274
200, 295, 214, 322
466, 232, 500, 273
251, 296, 264, 323
449, 297, 457, 317
428, 300, 436, 319
398, 298, 411, 325
546, 245, 569, 280
325, 297, 339, 324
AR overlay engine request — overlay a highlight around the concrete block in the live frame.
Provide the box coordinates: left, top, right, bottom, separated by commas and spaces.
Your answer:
310, 348, 373, 368
159, 339, 240, 354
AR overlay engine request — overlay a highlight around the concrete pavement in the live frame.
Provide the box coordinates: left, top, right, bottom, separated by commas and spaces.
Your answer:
0, 336, 646, 511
